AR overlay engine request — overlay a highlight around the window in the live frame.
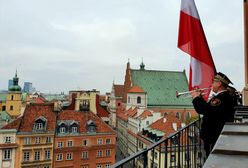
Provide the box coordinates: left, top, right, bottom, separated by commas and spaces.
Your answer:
176, 112, 180, 119
43, 166, 50, 168
35, 137, 41, 144
45, 150, 51, 160
5, 136, 11, 143
24, 137, 31, 145
56, 153, 63, 161
146, 121, 149, 125
97, 139, 103, 145
96, 165, 102, 168
171, 154, 176, 162
106, 164, 110, 168
117, 103, 121, 106
106, 138, 111, 144
67, 140, 73, 147
34, 151, 41, 161
138, 141, 143, 148
10, 106, 13, 111
87, 120, 96, 133
23, 151, 30, 162
60, 127, 66, 133
57, 142, 64, 148
66, 153, 73, 160
106, 149, 111, 157
137, 96, 141, 104
2, 106, 6, 111
46, 137, 51, 143
128, 96, 130, 103
11, 95, 14, 100
97, 150, 102, 157
3, 149, 11, 160
82, 151, 88, 159
72, 126, 78, 133
82, 139, 88, 146
35, 122, 43, 130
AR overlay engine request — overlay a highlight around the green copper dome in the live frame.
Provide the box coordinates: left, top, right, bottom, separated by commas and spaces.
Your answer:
9, 85, 21, 92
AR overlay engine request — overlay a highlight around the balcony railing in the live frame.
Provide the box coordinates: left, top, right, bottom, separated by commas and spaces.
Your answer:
111, 117, 206, 168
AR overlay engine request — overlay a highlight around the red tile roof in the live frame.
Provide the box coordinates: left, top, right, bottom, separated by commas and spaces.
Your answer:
57, 110, 114, 134
126, 107, 138, 117
31, 97, 46, 104
137, 110, 153, 120
96, 94, 109, 117
1, 117, 22, 130
18, 103, 57, 132
128, 85, 145, 93
114, 85, 124, 97
149, 112, 182, 138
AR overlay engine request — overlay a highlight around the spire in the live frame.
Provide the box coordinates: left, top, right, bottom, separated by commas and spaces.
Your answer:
127, 59, 130, 70
140, 58, 145, 70
15, 69, 18, 78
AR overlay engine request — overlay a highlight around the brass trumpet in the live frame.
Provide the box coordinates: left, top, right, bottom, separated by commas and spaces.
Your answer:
176, 88, 211, 98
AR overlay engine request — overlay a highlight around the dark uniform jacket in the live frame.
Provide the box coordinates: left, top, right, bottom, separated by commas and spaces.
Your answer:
192, 90, 235, 144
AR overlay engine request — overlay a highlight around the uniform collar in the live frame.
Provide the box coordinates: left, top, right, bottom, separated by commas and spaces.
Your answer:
215, 90, 228, 96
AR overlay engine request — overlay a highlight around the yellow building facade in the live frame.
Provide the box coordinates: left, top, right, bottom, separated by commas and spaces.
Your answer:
5, 92, 22, 117
75, 90, 98, 114
0, 72, 23, 117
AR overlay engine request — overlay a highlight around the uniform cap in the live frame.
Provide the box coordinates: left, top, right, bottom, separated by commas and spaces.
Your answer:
214, 72, 233, 85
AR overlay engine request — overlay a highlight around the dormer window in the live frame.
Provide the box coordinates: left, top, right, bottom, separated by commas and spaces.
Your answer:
87, 120, 96, 133
35, 123, 43, 130
33, 117, 47, 131
70, 121, 79, 133
72, 126, 78, 133
60, 127, 66, 133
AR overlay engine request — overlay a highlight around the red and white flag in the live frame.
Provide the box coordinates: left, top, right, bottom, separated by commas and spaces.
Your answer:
178, 0, 216, 93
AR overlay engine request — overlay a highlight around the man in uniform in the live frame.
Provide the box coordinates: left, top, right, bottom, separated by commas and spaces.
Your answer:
191, 72, 236, 157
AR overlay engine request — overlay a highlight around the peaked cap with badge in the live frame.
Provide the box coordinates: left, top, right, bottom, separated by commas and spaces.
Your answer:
214, 72, 233, 85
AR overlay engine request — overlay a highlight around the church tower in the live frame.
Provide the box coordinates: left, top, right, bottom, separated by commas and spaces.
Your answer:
6, 71, 22, 117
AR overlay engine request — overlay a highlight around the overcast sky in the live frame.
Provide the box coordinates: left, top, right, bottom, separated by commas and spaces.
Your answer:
0, 0, 244, 94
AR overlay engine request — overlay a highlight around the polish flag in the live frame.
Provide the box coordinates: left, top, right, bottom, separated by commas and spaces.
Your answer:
178, 0, 216, 94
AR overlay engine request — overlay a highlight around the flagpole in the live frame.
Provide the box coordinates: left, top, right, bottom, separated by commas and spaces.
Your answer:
243, 0, 248, 105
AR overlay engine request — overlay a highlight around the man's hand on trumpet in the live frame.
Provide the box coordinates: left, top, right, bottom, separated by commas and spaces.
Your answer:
191, 90, 201, 99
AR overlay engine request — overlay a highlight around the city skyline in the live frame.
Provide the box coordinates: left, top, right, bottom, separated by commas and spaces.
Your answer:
0, 0, 244, 94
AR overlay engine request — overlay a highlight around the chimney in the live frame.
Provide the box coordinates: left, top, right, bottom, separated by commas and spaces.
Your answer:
54, 101, 62, 112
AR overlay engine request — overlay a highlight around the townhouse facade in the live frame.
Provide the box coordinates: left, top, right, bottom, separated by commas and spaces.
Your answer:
54, 109, 116, 168
0, 99, 116, 168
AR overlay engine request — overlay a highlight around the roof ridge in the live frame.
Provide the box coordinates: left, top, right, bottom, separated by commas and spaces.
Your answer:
131, 69, 185, 73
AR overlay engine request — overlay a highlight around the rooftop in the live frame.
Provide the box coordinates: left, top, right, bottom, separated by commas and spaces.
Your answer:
131, 69, 193, 108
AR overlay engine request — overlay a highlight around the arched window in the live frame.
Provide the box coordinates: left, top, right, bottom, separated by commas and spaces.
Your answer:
176, 112, 180, 119
137, 96, 141, 104
10, 106, 13, 111
11, 95, 14, 100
